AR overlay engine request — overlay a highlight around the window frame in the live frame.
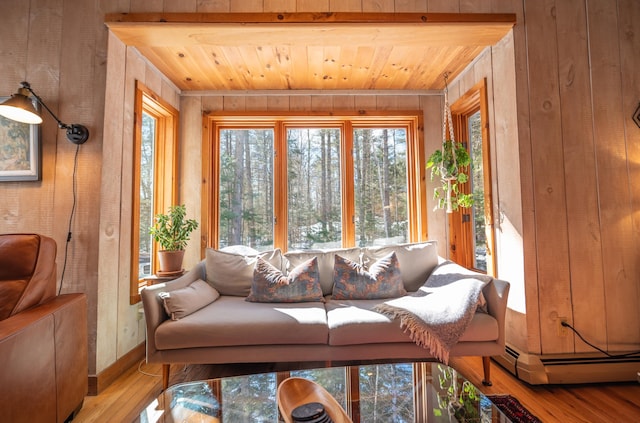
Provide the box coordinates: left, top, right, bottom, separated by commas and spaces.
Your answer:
130, 81, 179, 304
203, 112, 427, 251
449, 79, 496, 275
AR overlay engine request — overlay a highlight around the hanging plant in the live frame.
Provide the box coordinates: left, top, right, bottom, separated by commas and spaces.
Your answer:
426, 74, 474, 213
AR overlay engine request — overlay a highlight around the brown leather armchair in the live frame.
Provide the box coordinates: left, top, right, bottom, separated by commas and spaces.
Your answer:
0, 234, 88, 422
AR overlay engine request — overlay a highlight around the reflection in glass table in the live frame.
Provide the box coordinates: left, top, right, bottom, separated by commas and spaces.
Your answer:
141, 361, 510, 423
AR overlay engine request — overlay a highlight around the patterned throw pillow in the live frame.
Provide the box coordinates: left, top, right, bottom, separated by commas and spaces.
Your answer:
332, 252, 406, 300
246, 256, 324, 303
362, 241, 438, 292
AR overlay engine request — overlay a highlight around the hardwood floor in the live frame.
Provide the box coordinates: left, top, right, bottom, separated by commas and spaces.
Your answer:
74, 357, 640, 422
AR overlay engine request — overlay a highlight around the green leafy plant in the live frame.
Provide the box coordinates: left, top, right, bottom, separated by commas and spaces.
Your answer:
433, 364, 482, 422
426, 139, 474, 212
149, 204, 199, 251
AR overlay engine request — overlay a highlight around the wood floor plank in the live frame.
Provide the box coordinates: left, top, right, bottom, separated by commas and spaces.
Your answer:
75, 356, 640, 422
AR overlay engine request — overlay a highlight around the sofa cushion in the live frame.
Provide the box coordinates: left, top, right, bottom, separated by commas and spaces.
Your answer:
325, 298, 408, 345
155, 296, 328, 349
332, 252, 406, 300
362, 241, 438, 292
205, 248, 283, 296
458, 311, 499, 342
246, 257, 323, 303
325, 298, 499, 346
158, 279, 220, 320
284, 247, 361, 296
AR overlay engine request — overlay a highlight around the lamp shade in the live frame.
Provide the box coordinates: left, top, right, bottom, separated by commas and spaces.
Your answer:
0, 88, 42, 124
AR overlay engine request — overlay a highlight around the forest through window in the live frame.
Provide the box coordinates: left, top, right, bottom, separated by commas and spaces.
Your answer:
208, 114, 424, 252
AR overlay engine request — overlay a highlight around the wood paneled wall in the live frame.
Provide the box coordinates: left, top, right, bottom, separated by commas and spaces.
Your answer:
450, 0, 640, 357
0, 0, 107, 375
101, 37, 181, 374
2, 0, 638, 384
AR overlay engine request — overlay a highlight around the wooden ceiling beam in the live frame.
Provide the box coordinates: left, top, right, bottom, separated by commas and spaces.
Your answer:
105, 12, 516, 25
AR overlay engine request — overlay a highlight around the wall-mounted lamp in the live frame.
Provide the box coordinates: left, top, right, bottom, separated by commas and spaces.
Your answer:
633, 102, 640, 129
0, 81, 89, 144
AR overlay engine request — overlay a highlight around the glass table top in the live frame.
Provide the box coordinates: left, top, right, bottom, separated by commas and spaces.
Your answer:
140, 361, 510, 423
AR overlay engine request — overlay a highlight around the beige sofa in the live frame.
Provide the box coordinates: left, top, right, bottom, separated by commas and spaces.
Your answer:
141, 242, 509, 390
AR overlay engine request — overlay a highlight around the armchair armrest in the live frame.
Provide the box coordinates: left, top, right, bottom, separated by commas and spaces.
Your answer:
0, 293, 87, 423
140, 261, 206, 361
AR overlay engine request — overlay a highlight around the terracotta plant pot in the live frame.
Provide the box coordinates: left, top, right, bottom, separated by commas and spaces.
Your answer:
157, 250, 185, 274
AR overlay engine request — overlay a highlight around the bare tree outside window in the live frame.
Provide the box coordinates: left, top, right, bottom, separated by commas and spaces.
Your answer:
354, 128, 408, 246
219, 129, 274, 250
468, 111, 487, 271
137, 112, 155, 278
287, 128, 342, 249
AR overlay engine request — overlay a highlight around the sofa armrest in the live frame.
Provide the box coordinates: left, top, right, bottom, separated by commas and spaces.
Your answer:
431, 258, 510, 349
140, 261, 206, 361
483, 278, 510, 347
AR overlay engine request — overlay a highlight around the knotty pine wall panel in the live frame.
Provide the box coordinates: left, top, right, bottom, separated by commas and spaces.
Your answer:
98, 31, 127, 377
180, 95, 204, 269
555, 0, 607, 354
100, 39, 181, 375
587, 0, 639, 352
523, 1, 573, 356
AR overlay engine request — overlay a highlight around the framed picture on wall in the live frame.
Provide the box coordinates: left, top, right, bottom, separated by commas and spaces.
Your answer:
0, 96, 41, 182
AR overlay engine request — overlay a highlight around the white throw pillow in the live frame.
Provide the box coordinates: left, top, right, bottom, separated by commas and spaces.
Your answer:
158, 279, 220, 320
205, 248, 283, 296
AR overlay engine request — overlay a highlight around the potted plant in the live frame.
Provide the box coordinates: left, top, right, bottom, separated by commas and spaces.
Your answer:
427, 73, 474, 213
149, 204, 199, 275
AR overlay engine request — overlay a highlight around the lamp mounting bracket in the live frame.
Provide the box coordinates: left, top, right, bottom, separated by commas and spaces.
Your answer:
19, 81, 89, 144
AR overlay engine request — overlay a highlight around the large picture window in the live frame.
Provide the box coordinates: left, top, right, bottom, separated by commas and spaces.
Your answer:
130, 82, 179, 304
204, 113, 426, 251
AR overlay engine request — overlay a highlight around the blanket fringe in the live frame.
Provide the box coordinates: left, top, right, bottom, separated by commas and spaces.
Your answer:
376, 305, 450, 364
400, 316, 450, 364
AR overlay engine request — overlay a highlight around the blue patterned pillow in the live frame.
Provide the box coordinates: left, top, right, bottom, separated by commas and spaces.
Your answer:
246, 256, 324, 303
332, 252, 406, 300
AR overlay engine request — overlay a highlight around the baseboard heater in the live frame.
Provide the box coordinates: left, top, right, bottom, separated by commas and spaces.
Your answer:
494, 345, 640, 385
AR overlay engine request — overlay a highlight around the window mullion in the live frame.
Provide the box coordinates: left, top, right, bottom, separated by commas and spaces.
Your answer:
273, 121, 288, 250
341, 121, 355, 248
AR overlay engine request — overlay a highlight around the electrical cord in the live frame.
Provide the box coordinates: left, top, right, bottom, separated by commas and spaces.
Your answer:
137, 358, 187, 378
58, 143, 81, 295
561, 321, 640, 358
138, 358, 161, 378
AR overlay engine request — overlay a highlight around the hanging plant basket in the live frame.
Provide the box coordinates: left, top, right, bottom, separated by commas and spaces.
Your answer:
426, 74, 474, 213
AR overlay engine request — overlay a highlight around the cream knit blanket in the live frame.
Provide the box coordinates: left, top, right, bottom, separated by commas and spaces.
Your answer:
374, 276, 487, 364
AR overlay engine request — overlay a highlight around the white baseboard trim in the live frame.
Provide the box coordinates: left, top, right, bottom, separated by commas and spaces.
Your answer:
495, 344, 640, 384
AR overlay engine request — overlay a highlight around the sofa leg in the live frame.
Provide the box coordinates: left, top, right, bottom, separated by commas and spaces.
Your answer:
481, 356, 492, 386
162, 364, 171, 390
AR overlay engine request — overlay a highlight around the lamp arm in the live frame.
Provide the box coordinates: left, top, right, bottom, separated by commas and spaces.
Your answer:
20, 81, 89, 144
20, 82, 68, 129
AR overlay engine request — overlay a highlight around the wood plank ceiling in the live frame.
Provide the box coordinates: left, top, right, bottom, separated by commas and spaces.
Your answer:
105, 13, 516, 92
